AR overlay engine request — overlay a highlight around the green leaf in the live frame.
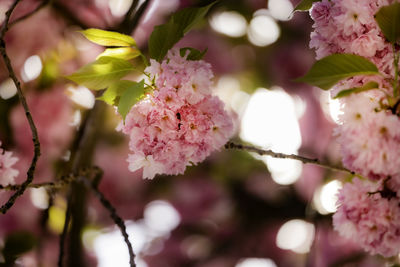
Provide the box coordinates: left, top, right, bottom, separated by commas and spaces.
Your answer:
180, 47, 207, 60
3, 231, 37, 263
79, 28, 136, 47
172, 2, 216, 34
295, 54, 380, 90
97, 47, 141, 60
294, 0, 322, 12
118, 79, 145, 120
148, 2, 216, 61
333, 81, 379, 99
375, 2, 400, 43
149, 21, 183, 62
98, 80, 137, 105
65, 56, 134, 90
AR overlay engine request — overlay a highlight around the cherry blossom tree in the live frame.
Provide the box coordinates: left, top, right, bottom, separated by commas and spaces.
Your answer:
2, 0, 400, 266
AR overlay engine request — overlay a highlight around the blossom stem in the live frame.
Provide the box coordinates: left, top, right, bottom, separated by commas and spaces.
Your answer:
0, 0, 41, 214
225, 142, 355, 175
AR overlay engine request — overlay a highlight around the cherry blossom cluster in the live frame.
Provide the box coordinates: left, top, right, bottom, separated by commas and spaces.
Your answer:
310, 0, 400, 257
118, 49, 234, 179
310, 0, 394, 75
0, 141, 19, 185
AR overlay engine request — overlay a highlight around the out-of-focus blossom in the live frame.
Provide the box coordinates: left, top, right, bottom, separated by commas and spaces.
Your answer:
11, 88, 73, 159
0, 141, 19, 185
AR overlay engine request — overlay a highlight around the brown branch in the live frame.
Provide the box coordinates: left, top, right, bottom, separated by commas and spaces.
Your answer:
9, 0, 51, 27
225, 142, 355, 175
119, 0, 151, 35
0, 0, 41, 214
58, 192, 72, 267
58, 1, 153, 264
79, 171, 136, 267
0, 167, 99, 191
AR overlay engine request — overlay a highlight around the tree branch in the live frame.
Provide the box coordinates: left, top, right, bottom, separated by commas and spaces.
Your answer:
0, 0, 41, 214
225, 142, 355, 175
119, 0, 151, 35
0, 167, 100, 191
79, 172, 136, 267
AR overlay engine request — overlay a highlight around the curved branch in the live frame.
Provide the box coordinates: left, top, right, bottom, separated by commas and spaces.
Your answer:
80, 172, 136, 267
0, 0, 41, 214
0, 167, 100, 191
225, 142, 355, 175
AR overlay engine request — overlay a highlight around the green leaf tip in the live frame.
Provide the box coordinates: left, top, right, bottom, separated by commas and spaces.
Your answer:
294, 0, 322, 12
79, 28, 136, 47
98, 80, 138, 105
333, 81, 380, 99
118, 79, 146, 121
375, 2, 400, 44
295, 54, 380, 90
96, 47, 141, 60
148, 2, 216, 62
179, 47, 208, 60
65, 56, 134, 90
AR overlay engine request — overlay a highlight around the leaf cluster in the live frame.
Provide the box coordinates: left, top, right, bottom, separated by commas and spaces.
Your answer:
65, 3, 214, 120
295, 1, 400, 98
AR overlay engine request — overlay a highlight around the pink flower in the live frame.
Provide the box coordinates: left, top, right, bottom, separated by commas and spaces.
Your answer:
119, 48, 234, 179
350, 30, 385, 58
310, 0, 395, 75
335, 94, 400, 180
333, 178, 400, 257
0, 141, 19, 185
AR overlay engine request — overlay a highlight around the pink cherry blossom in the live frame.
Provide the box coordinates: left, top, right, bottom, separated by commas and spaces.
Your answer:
0, 141, 19, 185
310, 0, 395, 75
333, 178, 400, 257
335, 94, 400, 180
118, 48, 234, 179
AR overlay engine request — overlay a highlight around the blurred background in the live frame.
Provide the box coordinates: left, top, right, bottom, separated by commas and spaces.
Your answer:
0, 0, 388, 266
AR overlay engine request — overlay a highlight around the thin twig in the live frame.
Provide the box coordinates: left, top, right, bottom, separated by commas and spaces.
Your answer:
79, 170, 136, 267
225, 142, 355, 175
0, 167, 99, 191
56, 167, 103, 267
118, 0, 139, 33
58, 193, 72, 267
0, 0, 41, 214
9, 0, 51, 27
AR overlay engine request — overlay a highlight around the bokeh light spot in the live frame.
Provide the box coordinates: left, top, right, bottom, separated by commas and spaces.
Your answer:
0, 78, 17, 99
313, 180, 342, 214
268, 0, 293, 21
210, 11, 247, 37
235, 258, 277, 267
276, 219, 315, 254
248, 14, 280, 46
22, 55, 43, 82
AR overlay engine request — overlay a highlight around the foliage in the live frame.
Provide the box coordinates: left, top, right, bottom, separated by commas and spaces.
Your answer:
296, 54, 380, 90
